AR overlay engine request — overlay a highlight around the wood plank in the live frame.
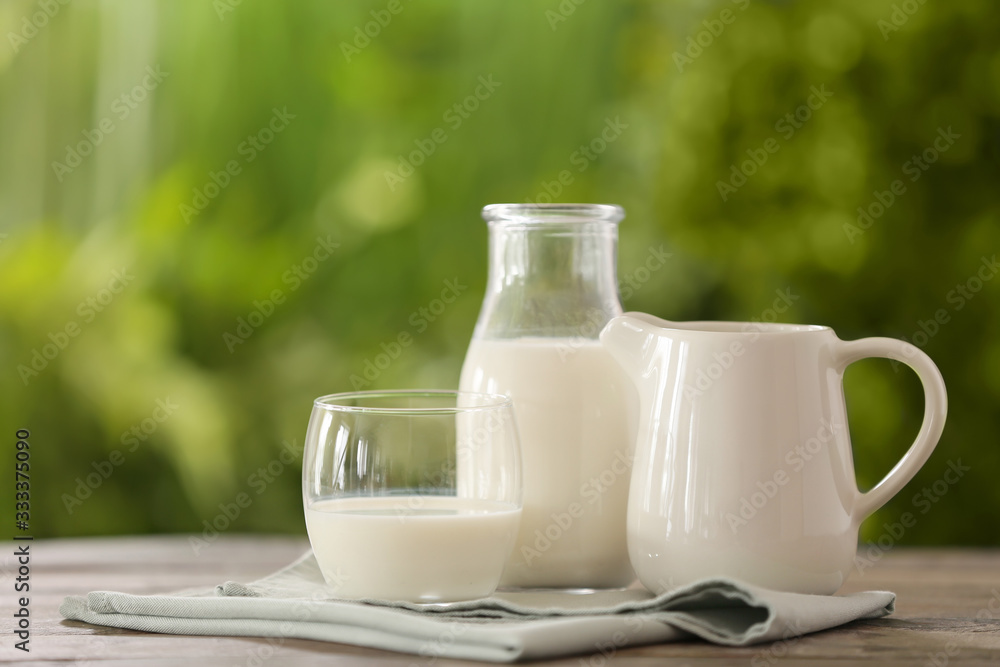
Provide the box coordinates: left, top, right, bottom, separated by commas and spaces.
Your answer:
4, 537, 1000, 665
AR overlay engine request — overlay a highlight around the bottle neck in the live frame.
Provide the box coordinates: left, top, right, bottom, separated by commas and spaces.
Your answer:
475, 221, 622, 339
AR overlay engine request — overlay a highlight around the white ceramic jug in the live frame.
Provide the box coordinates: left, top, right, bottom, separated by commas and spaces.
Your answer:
600, 312, 947, 594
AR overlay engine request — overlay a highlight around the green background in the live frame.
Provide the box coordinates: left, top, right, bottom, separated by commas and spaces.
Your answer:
1, 0, 997, 544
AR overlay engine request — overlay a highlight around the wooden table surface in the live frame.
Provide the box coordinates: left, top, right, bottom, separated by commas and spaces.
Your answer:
3, 535, 1000, 666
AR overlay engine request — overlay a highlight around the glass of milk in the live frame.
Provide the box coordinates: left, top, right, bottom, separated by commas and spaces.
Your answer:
302, 390, 522, 602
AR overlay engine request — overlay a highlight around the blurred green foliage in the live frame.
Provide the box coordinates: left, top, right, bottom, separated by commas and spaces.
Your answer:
1, 0, 998, 544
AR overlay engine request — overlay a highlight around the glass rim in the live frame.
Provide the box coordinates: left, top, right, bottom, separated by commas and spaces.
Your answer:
311, 389, 513, 414
481, 203, 624, 225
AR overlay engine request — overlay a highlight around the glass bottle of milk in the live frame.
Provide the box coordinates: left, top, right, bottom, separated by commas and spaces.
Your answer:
459, 203, 637, 589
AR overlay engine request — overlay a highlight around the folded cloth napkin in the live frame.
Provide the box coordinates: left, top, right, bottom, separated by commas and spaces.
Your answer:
61, 552, 895, 662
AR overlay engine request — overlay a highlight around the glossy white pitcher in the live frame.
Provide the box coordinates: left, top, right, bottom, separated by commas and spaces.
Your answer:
600, 313, 947, 594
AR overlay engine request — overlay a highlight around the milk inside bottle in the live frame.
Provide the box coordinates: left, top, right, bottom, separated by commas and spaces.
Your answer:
458, 204, 636, 589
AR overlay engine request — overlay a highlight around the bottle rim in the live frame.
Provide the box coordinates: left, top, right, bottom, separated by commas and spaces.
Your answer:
481, 203, 624, 225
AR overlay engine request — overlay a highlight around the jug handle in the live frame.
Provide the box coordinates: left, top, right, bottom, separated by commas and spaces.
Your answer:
835, 337, 948, 520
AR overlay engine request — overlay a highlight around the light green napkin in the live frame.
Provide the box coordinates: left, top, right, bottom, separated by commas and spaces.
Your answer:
61, 552, 894, 662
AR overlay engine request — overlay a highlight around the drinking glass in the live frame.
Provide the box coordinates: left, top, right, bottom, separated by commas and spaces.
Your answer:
302, 390, 522, 602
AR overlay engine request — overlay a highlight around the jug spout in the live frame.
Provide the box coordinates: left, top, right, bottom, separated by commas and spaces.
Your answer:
599, 312, 668, 381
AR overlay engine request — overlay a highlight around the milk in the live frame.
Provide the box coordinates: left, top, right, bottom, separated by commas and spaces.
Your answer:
305, 496, 520, 602
459, 337, 636, 588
